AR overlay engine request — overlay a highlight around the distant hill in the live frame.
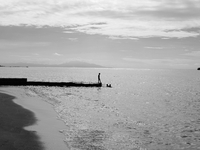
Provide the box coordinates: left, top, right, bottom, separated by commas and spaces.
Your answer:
59, 61, 104, 68
1, 61, 105, 68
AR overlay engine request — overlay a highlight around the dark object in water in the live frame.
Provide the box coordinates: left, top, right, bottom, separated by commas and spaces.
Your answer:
0, 78, 102, 87
197, 68, 200, 70
106, 84, 112, 88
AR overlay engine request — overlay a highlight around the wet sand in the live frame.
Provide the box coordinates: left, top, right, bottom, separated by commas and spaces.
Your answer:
0, 87, 68, 150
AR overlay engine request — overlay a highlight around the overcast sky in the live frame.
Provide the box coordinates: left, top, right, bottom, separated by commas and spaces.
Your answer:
0, 0, 200, 69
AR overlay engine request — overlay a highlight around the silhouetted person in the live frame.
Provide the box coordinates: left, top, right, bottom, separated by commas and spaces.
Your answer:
98, 73, 101, 84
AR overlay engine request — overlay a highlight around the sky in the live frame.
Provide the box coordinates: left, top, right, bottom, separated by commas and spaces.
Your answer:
0, 0, 200, 69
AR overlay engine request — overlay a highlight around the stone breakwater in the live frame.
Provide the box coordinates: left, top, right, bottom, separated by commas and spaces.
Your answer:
0, 78, 102, 87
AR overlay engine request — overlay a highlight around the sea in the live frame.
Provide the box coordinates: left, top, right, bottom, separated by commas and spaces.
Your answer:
0, 67, 200, 150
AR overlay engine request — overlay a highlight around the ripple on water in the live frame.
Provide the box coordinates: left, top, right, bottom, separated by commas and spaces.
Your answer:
65, 129, 107, 150
22, 69, 200, 150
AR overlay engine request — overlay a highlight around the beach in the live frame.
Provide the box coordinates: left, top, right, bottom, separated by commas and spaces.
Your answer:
0, 87, 68, 150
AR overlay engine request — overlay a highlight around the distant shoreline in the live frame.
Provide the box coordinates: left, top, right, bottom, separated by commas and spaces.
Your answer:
0, 61, 106, 68
0, 65, 28, 68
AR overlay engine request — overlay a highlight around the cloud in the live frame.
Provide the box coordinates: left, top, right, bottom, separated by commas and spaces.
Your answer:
145, 46, 164, 49
109, 36, 138, 40
183, 51, 200, 56
64, 30, 74, 33
161, 38, 170, 39
54, 52, 62, 56
123, 57, 200, 68
0, 40, 49, 48
135, 0, 200, 19
0, 0, 200, 38
33, 53, 39, 56
68, 38, 78, 41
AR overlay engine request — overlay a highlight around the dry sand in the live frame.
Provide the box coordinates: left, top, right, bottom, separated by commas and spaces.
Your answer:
0, 87, 68, 150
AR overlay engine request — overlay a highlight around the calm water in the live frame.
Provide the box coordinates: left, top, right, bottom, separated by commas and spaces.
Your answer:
1, 67, 200, 150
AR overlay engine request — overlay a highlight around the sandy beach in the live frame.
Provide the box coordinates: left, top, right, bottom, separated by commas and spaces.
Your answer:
0, 87, 68, 150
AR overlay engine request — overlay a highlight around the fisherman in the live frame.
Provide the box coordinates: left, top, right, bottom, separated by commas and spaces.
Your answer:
98, 73, 101, 84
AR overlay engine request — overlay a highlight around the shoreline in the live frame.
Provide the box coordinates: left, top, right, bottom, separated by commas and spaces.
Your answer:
0, 87, 68, 150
